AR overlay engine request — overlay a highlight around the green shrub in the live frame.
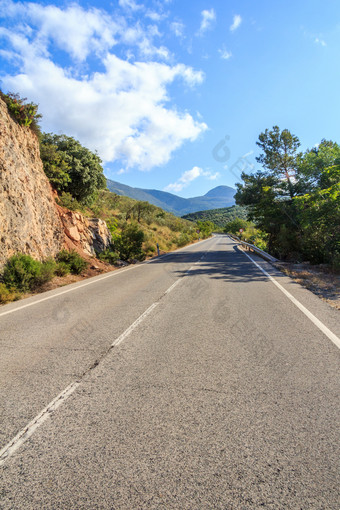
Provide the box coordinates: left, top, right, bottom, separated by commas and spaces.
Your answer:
56, 192, 84, 212
115, 224, 145, 261
37, 258, 57, 285
0, 91, 42, 134
177, 233, 190, 247
3, 254, 44, 292
98, 249, 119, 265
0, 283, 21, 303
56, 250, 88, 274
2, 254, 57, 291
55, 261, 70, 277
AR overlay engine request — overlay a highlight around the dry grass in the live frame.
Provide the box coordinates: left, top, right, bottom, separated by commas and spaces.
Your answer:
275, 262, 340, 310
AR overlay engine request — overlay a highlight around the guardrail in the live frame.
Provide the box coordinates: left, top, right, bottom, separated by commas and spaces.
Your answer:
228, 234, 278, 263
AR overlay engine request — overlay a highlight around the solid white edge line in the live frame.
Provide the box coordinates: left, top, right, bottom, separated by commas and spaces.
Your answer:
241, 249, 340, 350
0, 382, 80, 466
0, 236, 214, 319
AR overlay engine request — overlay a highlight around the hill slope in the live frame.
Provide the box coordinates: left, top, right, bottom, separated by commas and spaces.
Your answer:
106, 179, 235, 216
182, 205, 248, 228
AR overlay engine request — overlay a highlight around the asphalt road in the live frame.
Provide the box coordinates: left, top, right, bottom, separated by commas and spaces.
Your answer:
0, 235, 339, 509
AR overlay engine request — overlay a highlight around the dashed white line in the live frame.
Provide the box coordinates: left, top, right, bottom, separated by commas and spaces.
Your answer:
241, 250, 340, 350
0, 382, 80, 466
0, 261, 203, 466
111, 302, 159, 348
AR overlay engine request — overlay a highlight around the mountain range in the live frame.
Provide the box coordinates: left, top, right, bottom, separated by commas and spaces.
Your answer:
106, 179, 236, 216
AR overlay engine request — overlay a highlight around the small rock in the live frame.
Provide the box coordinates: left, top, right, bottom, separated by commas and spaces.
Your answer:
115, 260, 129, 267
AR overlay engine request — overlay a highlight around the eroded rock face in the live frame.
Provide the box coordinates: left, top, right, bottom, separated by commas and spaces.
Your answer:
0, 97, 111, 268
58, 209, 111, 256
0, 98, 64, 268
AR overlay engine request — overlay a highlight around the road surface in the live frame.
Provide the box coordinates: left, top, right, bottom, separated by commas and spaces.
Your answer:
0, 235, 339, 509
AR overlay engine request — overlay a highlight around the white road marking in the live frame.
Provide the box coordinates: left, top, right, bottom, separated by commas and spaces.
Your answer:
0, 265, 136, 318
112, 303, 159, 347
242, 250, 340, 350
0, 265, 198, 465
0, 382, 80, 466
164, 279, 182, 295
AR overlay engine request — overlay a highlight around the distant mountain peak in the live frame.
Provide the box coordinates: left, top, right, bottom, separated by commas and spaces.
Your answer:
106, 178, 235, 216
203, 185, 235, 198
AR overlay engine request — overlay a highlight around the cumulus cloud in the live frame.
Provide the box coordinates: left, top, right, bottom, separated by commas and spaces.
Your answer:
0, 0, 207, 171
164, 167, 219, 192
230, 14, 242, 32
198, 9, 216, 35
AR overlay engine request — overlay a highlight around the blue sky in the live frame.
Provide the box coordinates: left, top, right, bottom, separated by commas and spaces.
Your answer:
0, 0, 339, 197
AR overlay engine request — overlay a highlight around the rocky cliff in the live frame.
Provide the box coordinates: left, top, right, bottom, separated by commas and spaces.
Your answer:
0, 97, 111, 269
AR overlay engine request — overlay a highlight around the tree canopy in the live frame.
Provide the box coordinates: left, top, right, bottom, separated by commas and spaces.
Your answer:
40, 133, 106, 205
235, 126, 340, 268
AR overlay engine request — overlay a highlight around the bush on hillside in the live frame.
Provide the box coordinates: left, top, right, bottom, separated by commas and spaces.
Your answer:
0, 283, 20, 304
3, 254, 55, 292
0, 91, 42, 134
115, 224, 145, 261
56, 250, 88, 274
98, 248, 119, 265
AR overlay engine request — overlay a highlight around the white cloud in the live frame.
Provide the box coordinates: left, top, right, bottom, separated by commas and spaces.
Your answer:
164, 167, 219, 192
198, 9, 216, 35
219, 47, 232, 60
230, 14, 242, 32
315, 37, 326, 47
2, 2, 119, 62
0, 1, 207, 171
119, 0, 143, 12
171, 21, 185, 38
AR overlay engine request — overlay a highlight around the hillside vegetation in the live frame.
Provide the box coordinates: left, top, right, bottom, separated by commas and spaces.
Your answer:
0, 93, 215, 304
86, 190, 211, 260
182, 205, 247, 227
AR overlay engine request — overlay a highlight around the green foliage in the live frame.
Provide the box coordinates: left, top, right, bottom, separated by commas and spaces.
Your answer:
39, 143, 72, 191
256, 125, 301, 198
56, 250, 88, 274
1, 91, 42, 134
177, 232, 190, 247
115, 224, 145, 261
40, 133, 106, 205
56, 192, 84, 212
98, 249, 119, 265
294, 170, 340, 268
55, 261, 70, 277
88, 190, 199, 255
0, 283, 20, 304
182, 205, 248, 227
37, 258, 57, 285
224, 217, 250, 236
2, 254, 55, 292
297, 140, 340, 190
236, 126, 340, 265
196, 220, 215, 238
